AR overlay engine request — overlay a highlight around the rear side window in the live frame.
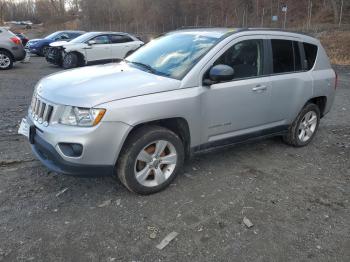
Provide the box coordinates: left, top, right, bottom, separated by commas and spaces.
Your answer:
271, 39, 303, 73
110, 35, 133, 44
271, 40, 294, 73
303, 42, 318, 70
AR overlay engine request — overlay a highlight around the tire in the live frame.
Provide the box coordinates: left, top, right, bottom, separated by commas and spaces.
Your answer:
41, 46, 49, 57
62, 52, 78, 69
283, 103, 320, 147
0, 50, 13, 70
117, 126, 184, 195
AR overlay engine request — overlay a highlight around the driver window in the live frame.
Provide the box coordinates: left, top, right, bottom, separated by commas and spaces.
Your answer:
91, 35, 110, 45
214, 39, 264, 79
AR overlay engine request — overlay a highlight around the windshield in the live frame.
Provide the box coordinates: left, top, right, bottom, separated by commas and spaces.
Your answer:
126, 33, 220, 79
70, 32, 96, 43
44, 31, 62, 39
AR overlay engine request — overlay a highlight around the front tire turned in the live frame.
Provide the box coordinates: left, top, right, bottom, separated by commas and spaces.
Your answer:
283, 103, 320, 147
62, 52, 79, 69
117, 126, 184, 195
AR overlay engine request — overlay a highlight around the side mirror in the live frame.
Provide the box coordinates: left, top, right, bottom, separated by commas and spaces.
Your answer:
87, 40, 96, 45
208, 64, 234, 83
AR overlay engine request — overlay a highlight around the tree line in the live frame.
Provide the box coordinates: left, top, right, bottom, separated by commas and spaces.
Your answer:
0, 0, 348, 33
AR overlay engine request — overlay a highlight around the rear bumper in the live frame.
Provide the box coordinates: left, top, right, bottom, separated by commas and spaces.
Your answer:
11, 46, 26, 61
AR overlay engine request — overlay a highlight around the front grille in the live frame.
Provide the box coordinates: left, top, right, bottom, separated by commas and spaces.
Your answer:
30, 95, 54, 126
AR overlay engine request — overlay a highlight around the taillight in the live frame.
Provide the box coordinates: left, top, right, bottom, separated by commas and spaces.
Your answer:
10, 37, 22, 45
335, 71, 338, 90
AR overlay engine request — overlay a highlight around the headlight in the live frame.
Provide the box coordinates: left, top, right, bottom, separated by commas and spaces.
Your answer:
59, 106, 106, 127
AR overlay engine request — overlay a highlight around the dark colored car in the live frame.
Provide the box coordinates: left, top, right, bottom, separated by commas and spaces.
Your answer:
15, 33, 29, 46
26, 30, 85, 56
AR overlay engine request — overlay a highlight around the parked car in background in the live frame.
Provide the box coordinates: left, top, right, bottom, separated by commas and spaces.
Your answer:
26, 30, 85, 56
0, 27, 26, 70
46, 32, 144, 69
15, 32, 30, 46
19, 28, 336, 194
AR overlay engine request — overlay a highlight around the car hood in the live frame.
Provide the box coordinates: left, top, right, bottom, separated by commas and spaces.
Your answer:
36, 63, 181, 108
49, 41, 70, 47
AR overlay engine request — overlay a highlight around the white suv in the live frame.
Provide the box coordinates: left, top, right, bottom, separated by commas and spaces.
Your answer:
46, 32, 144, 68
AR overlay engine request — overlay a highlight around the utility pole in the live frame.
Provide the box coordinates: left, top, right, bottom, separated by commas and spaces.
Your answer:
282, 4, 287, 29
261, 7, 265, 27
339, 0, 344, 27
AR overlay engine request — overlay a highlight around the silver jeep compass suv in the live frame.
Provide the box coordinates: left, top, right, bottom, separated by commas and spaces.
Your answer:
19, 28, 336, 194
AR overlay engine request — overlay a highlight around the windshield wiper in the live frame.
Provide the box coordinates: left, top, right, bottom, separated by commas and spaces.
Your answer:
124, 60, 156, 73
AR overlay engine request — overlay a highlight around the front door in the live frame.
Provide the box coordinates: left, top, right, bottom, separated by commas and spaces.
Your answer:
201, 38, 274, 145
85, 35, 111, 62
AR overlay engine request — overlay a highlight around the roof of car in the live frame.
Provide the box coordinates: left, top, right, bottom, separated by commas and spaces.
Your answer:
85, 31, 131, 35
59, 30, 86, 33
172, 27, 318, 42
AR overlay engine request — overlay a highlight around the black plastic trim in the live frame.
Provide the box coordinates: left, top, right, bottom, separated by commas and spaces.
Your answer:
192, 125, 288, 154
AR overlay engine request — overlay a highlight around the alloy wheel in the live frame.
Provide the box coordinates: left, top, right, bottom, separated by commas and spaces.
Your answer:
0, 54, 11, 69
298, 111, 318, 142
134, 140, 177, 187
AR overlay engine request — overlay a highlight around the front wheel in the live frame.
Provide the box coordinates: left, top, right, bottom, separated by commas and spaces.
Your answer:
62, 53, 78, 69
117, 126, 184, 195
41, 46, 49, 57
283, 103, 320, 147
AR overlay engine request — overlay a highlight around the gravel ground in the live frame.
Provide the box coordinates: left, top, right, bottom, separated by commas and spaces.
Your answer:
0, 58, 349, 262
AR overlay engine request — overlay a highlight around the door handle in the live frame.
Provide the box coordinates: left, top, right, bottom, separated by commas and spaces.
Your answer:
252, 85, 267, 92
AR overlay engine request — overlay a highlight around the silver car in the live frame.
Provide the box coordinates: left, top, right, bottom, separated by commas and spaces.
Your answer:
0, 27, 26, 70
19, 28, 336, 194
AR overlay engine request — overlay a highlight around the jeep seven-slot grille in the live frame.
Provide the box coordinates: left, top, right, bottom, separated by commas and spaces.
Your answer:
31, 95, 54, 125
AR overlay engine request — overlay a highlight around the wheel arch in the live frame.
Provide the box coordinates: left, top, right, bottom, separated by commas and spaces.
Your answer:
121, 117, 191, 160
0, 48, 14, 60
67, 51, 86, 66
306, 96, 327, 117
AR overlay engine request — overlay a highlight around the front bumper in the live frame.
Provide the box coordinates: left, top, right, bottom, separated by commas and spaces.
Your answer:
25, 116, 131, 176
26, 46, 41, 55
32, 132, 114, 176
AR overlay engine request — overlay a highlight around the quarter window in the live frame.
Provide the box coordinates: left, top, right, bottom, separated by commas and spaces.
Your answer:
214, 39, 264, 79
303, 42, 318, 70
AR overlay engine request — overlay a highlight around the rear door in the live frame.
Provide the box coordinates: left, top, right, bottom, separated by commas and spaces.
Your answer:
267, 37, 313, 123
85, 35, 112, 62
109, 34, 135, 60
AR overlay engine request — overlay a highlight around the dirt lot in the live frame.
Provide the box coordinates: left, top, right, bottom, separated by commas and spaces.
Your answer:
0, 58, 349, 262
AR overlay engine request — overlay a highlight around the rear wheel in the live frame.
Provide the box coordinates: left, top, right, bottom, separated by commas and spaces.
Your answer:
62, 52, 79, 69
283, 103, 320, 147
117, 126, 184, 195
0, 50, 13, 70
